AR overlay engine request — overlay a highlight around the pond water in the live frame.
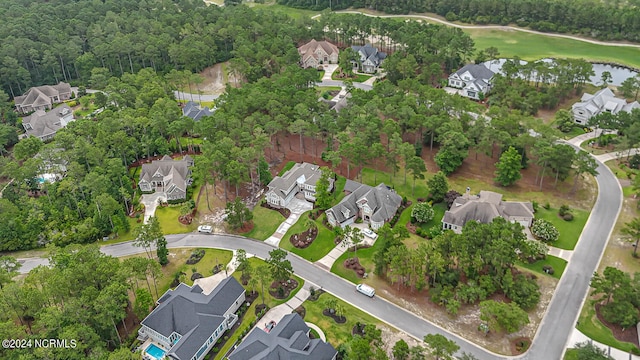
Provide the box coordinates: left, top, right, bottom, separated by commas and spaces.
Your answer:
483, 58, 639, 86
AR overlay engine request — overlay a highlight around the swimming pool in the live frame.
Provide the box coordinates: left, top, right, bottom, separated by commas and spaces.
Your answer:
146, 343, 166, 360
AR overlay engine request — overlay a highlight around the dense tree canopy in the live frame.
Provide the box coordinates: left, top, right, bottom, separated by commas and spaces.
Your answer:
278, 0, 640, 42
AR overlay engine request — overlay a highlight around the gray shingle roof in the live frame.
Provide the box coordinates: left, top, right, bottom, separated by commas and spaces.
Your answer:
21, 104, 74, 140
442, 190, 534, 227
327, 182, 401, 225
139, 156, 192, 195
572, 88, 640, 117
454, 64, 495, 81
183, 101, 214, 121
15, 82, 71, 112
267, 163, 323, 200
351, 44, 386, 67
141, 277, 245, 360
228, 314, 337, 360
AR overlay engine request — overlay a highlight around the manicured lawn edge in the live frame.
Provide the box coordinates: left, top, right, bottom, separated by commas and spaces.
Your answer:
301, 291, 386, 347
577, 300, 640, 354
517, 255, 567, 280
244, 205, 285, 241
280, 214, 336, 262
535, 207, 589, 250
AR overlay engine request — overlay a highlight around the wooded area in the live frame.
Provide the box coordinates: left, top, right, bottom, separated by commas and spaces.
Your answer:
278, 0, 640, 42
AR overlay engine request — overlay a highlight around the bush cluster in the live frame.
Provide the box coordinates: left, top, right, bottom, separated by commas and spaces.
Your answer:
532, 219, 559, 243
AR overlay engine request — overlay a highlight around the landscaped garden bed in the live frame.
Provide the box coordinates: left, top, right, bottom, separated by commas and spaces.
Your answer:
293, 305, 306, 319
343, 257, 366, 278
186, 249, 205, 264
269, 278, 299, 299
289, 226, 318, 248
511, 337, 531, 355
594, 303, 640, 348
322, 308, 347, 324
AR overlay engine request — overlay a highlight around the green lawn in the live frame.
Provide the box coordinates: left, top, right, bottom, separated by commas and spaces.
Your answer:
332, 176, 347, 203
563, 349, 578, 360
517, 255, 567, 280
360, 167, 429, 203
280, 214, 336, 262
535, 207, 589, 250
331, 241, 381, 284
417, 202, 447, 231
249, 3, 320, 20
121, 248, 233, 302
244, 205, 285, 240
217, 257, 304, 359
467, 28, 640, 69
301, 291, 385, 347
331, 72, 373, 83
577, 300, 640, 355
155, 205, 198, 234
278, 161, 296, 176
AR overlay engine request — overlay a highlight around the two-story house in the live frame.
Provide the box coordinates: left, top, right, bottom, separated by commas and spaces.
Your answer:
326, 181, 402, 230
138, 277, 246, 360
265, 162, 334, 209
298, 40, 339, 69
14, 82, 72, 114
138, 155, 194, 201
351, 44, 386, 74
21, 104, 74, 141
448, 64, 495, 100
572, 88, 640, 125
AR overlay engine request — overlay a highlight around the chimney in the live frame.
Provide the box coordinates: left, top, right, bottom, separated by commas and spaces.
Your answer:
465, 187, 470, 198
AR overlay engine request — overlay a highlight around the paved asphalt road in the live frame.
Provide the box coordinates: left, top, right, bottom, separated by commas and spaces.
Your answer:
17, 146, 621, 359
523, 153, 622, 359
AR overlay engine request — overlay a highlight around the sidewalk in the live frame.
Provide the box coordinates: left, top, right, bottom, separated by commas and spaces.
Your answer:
567, 328, 640, 360
595, 148, 640, 163
548, 246, 573, 262
252, 283, 328, 342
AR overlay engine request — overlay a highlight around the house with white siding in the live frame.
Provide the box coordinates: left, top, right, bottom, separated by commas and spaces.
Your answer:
138, 277, 246, 360
265, 163, 333, 209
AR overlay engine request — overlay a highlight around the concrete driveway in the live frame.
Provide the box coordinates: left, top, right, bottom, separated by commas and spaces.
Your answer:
140, 192, 167, 224
265, 198, 313, 246
322, 64, 339, 81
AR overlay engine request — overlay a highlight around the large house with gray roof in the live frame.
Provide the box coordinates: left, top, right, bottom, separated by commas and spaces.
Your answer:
138, 155, 194, 201
14, 82, 72, 114
442, 190, 534, 234
298, 40, 339, 69
326, 182, 402, 230
228, 313, 337, 360
265, 162, 333, 209
448, 64, 495, 100
138, 277, 246, 360
182, 101, 214, 121
351, 44, 386, 74
571, 88, 640, 125
21, 104, 74, 141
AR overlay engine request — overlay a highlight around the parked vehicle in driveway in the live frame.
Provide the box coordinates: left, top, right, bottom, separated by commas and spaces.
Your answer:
197, 225, 212, 233
362, 228, 378, 239
356, 284, 375, 297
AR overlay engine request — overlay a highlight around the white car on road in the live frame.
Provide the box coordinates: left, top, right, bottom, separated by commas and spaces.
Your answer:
361, 228, 378, 240
197, 225, 213, 234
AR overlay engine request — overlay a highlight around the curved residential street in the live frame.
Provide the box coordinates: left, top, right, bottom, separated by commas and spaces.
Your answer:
16, 137, 627, 359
